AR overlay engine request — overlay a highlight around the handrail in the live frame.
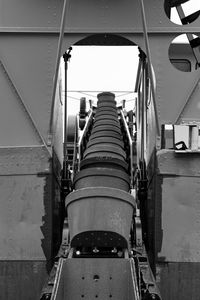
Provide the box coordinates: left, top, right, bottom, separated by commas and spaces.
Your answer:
51, 258, 64, 300
130, 259, 141, 300
139, 0, 160, 136
48, 0, 70, 145
120, 110, 133, 188
72, 115, 78, 181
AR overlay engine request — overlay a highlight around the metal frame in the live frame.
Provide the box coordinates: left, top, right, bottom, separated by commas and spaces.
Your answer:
120, 110, 134, 187
78, 109, 94, 167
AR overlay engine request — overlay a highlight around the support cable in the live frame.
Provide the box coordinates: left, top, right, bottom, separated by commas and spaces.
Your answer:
139, 0, 160, 136
48, 0, 70, 145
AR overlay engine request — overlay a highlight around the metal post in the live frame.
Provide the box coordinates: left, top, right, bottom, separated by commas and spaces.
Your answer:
63, 52, 68, 180
141, 59, 146, 163
62, 48, 72, 194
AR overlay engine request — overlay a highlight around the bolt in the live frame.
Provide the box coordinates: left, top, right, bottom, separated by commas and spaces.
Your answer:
93, 275, 100, 281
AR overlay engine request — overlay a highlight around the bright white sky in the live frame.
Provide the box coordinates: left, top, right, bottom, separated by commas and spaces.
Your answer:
64, 0, 199, 115
171, 0, 199, 25
66, 46, 138, 114
171, 0, 200, 43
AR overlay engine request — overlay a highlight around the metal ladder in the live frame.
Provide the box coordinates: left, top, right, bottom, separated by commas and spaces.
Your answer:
170, 0, 200, 66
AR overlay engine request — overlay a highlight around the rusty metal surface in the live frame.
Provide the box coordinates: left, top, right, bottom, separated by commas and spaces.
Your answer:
0, 146, 63, 299
157, 262, 200, 300
0, 146, 50, 175
157, 150, 200, 177
158, 176, 200, 262
0, 146, 53, 260
147, 149, 200, 299
156, 150, 200, 262
0, 261, 48, 300
0, 175, 52, 260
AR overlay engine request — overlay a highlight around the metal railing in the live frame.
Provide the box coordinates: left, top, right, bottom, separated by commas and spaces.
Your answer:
120, 110, 134, 188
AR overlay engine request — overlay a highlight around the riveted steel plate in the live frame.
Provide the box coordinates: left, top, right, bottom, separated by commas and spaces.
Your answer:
54, 258, 136, 300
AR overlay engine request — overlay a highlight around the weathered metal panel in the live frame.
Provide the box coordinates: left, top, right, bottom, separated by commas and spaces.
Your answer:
0, 0, 199, 147
0, 147, 52, 260
148, 150, 200, 300
0, 261, 48, 300
0, 0, 62, 28
0, 58, 41, 146
0, 1, 199, 300
0, 147, 50, 175
157, 150, 200, 177
0, 35, 58, 146
157, 262, 200, 300
0, 0, 199, 33
0, 174, 51, 260
149, 34, 200, 126
52, 151, 63, 257
178, 79, 200, 123
65, 0, 141, 32
0, 146, 63, 299
0, 0, 182, 31
156, 150, 200, 262
158, 176, 200, 262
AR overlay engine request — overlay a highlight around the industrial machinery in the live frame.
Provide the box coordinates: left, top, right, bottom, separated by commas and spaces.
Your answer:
40, 91, 161, 300
1, 0, 200, 299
